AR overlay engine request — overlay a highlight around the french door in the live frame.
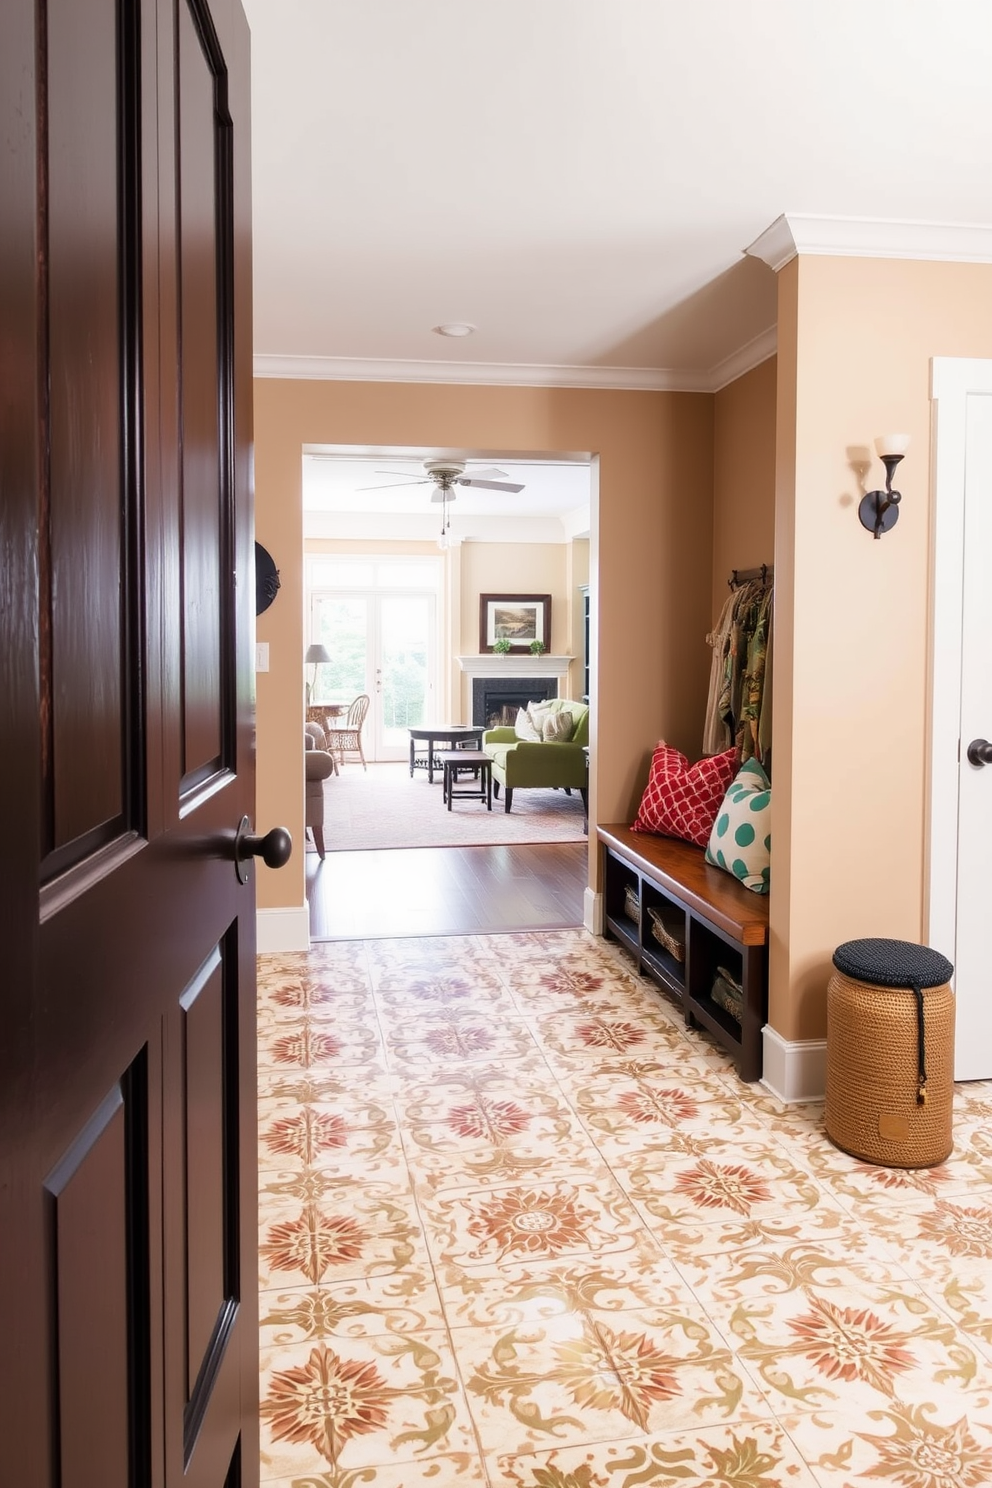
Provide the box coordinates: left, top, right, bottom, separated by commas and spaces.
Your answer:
311, 588, 438, 761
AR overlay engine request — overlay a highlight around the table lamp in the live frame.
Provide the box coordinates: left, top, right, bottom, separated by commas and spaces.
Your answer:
305, 643, 331, 705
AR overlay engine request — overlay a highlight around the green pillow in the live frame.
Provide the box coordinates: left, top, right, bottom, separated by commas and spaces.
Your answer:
705, 758, 771, 894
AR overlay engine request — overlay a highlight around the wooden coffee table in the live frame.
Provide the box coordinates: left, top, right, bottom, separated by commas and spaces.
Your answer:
408, 725, 484, 783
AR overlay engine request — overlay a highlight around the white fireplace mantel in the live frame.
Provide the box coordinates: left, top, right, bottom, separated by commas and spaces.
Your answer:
457, 654, 572, 678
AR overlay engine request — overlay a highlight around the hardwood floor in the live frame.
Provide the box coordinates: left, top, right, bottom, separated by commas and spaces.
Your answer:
305, 841, 587, 939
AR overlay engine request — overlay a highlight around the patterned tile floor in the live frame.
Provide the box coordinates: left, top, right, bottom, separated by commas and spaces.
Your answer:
256, 930, 992, 1488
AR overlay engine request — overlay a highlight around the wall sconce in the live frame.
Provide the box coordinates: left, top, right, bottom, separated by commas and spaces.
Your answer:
859, 434, 910, 540
305, 643, 331, 706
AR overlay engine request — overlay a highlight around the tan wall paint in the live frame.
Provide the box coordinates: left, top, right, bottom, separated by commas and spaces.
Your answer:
254, 379, 714, 910
459, 541, 567, 655
771, 255, 992, 1042
712, 357, 777, 622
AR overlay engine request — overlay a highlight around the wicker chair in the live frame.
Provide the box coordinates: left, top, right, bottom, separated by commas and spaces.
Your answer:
325, 693, 370, 771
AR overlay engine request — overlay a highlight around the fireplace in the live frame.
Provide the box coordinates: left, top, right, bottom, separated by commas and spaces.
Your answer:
472, 676, 558, 729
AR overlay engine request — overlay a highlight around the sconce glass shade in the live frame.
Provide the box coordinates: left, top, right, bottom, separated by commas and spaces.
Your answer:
305, 643, 332, 665
875, 434, 911, 458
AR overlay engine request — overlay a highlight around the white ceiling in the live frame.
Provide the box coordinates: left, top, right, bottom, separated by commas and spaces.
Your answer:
243, 0, 992, 385
303, 454, 590, 516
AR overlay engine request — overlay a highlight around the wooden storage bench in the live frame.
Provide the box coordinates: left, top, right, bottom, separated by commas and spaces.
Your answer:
598, 824, 769, 1081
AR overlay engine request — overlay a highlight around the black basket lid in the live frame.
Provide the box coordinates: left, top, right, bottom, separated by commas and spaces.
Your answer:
832, 937, 953, 989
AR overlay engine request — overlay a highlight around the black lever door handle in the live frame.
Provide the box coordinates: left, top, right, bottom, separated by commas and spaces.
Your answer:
967, 739, 992, 767
235, 815, 293, 883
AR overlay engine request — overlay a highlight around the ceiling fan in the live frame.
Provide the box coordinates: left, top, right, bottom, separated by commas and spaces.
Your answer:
359, 459, 525, 498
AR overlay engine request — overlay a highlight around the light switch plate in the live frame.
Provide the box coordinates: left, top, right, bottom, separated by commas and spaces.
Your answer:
255, 642, 270, 672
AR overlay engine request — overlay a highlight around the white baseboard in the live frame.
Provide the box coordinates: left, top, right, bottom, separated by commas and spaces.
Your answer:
256, 905, 310, 953
584, 888, 603, 935
760, 1025, 827, 1103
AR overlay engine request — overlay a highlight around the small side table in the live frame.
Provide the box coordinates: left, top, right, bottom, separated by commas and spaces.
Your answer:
439, 750, 492, 811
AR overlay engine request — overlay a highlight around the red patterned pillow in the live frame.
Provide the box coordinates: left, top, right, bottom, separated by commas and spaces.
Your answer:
632, 743, 738, 847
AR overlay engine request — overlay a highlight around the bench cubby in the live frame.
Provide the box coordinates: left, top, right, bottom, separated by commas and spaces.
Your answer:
598, 824, 769, 1081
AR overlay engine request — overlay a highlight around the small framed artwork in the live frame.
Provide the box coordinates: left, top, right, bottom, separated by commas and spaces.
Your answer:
479, 593, 552, 653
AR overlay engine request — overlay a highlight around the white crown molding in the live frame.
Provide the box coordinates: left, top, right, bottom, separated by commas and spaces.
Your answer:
747, 213, 992, 271
708, 326, 777, 391
252, 353, 724, 393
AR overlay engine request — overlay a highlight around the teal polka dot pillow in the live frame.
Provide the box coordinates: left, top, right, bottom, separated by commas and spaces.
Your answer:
705, 757, 771, 894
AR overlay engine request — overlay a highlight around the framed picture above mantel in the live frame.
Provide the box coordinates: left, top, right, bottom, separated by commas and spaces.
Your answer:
480, 593, 552, 653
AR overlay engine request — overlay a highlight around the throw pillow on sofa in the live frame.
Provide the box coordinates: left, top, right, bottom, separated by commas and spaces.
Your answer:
542, 709, 574, 742
705, 757, 771, 894
514, 707, 542, 741
632, 743, 738, 847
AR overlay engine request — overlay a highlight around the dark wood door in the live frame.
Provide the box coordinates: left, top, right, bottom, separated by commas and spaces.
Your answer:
1, 1, 264, 1484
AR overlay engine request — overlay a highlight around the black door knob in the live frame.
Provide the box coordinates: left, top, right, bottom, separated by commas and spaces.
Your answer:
967, 738, 992, 768
235, 815, 293, 883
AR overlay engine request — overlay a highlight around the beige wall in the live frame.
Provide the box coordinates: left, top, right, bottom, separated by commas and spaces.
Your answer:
255, 379, 714, 910
458, 541, 567, 656
712, 357, 777, 622
770, 255, 992, 1041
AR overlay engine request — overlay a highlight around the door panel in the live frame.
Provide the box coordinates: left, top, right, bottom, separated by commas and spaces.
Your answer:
47, 1089, 132, 1488
0, 3, 260, 1487
179, 0, 229, 789
46, 0, 131, 863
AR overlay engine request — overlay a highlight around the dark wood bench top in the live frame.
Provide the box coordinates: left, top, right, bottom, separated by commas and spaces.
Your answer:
598, 824, 769, 947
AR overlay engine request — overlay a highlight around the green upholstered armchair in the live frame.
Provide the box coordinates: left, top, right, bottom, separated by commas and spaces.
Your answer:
482, 699, 589, 813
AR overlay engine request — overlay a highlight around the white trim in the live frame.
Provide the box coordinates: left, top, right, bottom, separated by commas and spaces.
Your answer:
583, 887, 603, 935
708, 326, 777, 391
747, 213, 992, 272
253, 354, 709, 392
457, 653, 572, 678
256, 905, 310, 953
252, 337, 778, 396
760, 1025, 827, 1103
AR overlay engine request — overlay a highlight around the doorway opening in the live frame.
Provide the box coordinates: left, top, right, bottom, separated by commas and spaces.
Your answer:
300, 446, 594, 937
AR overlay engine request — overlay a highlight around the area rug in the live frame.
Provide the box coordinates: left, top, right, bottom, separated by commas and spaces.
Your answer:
320, 761, 587, 851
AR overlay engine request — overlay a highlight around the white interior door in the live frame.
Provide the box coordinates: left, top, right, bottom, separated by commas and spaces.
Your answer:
929, 358, 992, 1080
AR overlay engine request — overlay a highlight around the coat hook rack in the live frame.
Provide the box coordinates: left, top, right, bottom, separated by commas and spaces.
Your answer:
728, 563, 773, 590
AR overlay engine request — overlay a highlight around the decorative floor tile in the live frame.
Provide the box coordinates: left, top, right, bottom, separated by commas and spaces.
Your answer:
258, 1330, 479, 1480
498, 1419, 818, 1488
435, 1241, 701, 1331
255, 933, 992, 1488
259, 1271, 445, 1346
383, 1013, 535, 1070
615, 1135, 826, 1230
454, 1298, 770, 1459
780, 1398, 992, 1487
256, 1022, 384, 1073
258, 1182, 430, 1291
418, 1171, 647, 1271
258, 1103, 403, 1177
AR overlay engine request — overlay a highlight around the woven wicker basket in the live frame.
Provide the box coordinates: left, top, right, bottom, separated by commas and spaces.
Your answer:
825, 969, 954, 1167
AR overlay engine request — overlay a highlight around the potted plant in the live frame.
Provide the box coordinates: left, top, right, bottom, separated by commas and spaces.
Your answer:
492, 637, 512, 655
528, 639, 546, 656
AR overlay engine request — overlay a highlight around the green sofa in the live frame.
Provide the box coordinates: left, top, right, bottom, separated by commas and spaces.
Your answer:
482, 699, 589, 814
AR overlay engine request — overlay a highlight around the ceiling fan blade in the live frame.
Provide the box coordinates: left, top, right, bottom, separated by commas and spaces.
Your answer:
463, 466, 508, 481
358, 478, 431, 491
457, 478, 525, 493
